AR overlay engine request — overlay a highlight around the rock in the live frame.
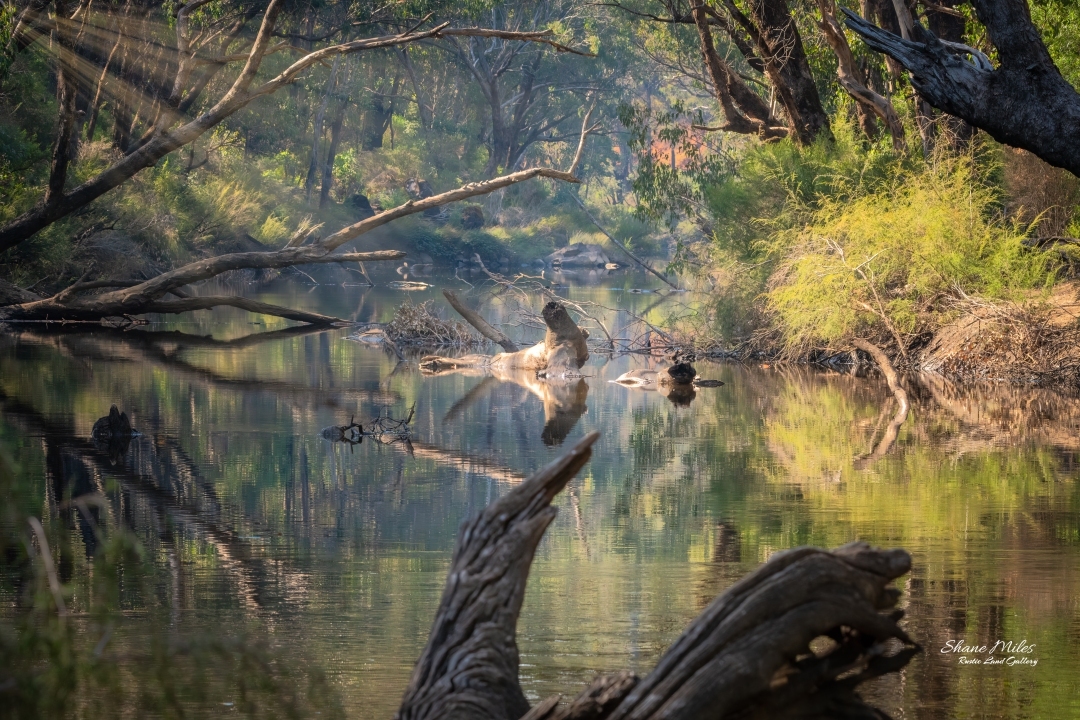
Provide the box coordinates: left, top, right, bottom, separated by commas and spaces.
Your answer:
405, 179, 448, 223
0, 279, 41, 307
91, 405, 140, 465
665, 362, 697, 384
346, 193, 376, 219
461, 205, 485, 229
405, 178, 435, 200
544, 243, 609, 268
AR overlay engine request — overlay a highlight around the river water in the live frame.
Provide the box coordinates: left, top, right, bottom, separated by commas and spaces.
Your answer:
1, 267, 1079, 718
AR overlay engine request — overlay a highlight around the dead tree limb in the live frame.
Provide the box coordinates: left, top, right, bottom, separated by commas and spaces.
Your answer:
0, 250, 404, 324
397, 434, 918, 720
853, 339, 910, 462
396, 431, 601, 720
443, 289, 519, 352
0, 5, 592, 253
853, 338, 910, 417
0, 136, 589, 324
567, 194, 680, 290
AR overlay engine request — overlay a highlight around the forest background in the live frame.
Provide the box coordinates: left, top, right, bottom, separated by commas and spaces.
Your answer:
2, 0, 1080, 361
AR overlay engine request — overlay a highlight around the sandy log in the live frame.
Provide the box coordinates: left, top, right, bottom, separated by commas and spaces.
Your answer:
420, 302, 589, 377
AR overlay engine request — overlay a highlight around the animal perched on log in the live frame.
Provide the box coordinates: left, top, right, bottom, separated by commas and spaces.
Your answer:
396, 433, 919, 720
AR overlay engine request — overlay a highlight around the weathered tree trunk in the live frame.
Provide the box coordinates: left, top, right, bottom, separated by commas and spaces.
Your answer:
398, 47, 433, 129
816, 0, 906, 150
442, 289, 519, 352
722, 0, 833, 144
397, 433, 918, 720
0, 161, 584, 323
361, 74, 400, 151
45, 0, 77, 205
846, 0, 1080, 176
691, 1, 787, 139
306, 55, 343, 203
320, 104, 346, 209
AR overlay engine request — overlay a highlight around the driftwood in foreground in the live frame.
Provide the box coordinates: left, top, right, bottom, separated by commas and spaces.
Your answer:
396, 432, 919, 720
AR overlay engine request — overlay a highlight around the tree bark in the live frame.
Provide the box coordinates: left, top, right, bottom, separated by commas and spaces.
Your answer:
320, 102, 347, 209
396, 434, 919, 720
306, 54, 343, 203
45, 1, 77, 205
724, 0, 833, 144
421, 301, 589, 377
845, 0, 1080, 176
692, 1, 788, 140
398, 47, 434, 129
816, 0, 906, 150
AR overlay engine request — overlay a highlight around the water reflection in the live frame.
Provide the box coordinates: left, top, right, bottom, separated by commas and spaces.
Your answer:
423, 362, 590, 445
2, 274, 1080, 719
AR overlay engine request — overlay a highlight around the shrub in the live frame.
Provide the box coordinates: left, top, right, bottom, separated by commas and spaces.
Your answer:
765, 152, 1056, 354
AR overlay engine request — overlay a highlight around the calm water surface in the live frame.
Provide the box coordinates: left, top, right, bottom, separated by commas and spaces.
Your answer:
2, 267, 1079, 718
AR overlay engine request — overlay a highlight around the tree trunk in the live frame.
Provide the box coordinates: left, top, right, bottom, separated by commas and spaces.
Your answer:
45, 0, 77, 205
421, 301, 589, 377
846, 0, 1080, 176
361, 74, 399, 151
396, 434, 918, 720
692, 1, 787, 139
398, 47, 433, 129
816, 0, 905, 150
737, 0, 833, 144
305, 54, 343, 203
319, 102, 346, 209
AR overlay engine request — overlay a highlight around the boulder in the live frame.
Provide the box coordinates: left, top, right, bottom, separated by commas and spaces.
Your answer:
461, 205, 484, 229
346, 193, 376, 219
544, 243, 609, 268
0, 279, 41, 307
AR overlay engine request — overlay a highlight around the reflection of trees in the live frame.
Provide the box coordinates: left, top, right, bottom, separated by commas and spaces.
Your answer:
0, 388, 311, 615
9, 327, 402, 411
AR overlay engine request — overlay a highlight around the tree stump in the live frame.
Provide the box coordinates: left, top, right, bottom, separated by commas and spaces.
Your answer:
396, 433, 919, 720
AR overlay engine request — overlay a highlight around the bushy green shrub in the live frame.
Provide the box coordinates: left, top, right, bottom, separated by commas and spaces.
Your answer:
765, 151, 1056, 353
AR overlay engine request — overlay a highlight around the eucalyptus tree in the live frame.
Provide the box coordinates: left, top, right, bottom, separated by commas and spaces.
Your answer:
0, 0, 583, 253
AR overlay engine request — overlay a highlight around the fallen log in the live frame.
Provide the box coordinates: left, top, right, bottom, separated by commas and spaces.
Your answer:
0, 130, 595, 325
397, 433, 919, 720
420, 301, 588, 377
443, 289, 519, 352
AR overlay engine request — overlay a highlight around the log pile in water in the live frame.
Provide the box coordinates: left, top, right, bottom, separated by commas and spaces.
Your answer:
395, 432, 919, 720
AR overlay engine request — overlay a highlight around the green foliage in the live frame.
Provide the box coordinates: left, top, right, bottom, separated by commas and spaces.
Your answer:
1031, 0, 1080, 88
618, 101, 736, 231
765, 150, 1056, 352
